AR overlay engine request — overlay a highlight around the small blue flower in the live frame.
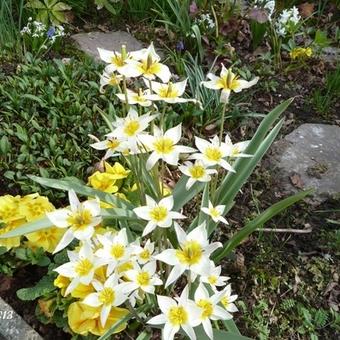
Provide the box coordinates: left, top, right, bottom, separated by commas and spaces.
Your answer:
176, 41, 185, 52
47, 27, 56, 38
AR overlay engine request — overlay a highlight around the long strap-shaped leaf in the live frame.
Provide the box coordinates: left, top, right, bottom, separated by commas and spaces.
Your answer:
172, 176, 205, 211
212, 189, 313, 262
214, 119, 283, 222
216, 98, 293, 204
194, 325, 252, 340
0, 207, 141, 238
29, 175, 135, 209
98, 304, 150, 340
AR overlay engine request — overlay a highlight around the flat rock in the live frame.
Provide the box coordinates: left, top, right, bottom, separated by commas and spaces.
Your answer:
270, 124, 340, 203
0, 297, 42, 340
71, 31, 144, 61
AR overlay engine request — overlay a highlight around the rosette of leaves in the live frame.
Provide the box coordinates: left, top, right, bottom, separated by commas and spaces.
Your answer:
26, 0, 72, 25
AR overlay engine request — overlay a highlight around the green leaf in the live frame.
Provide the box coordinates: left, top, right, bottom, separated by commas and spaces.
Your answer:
214, 118, 284, 226
213, 189, 313, 262
223, 319, 241, 335
16, 275, 56, 301
0, 216, 53, 238
136, 331, 152, 340
28, 175, 134, 209
314, 30, 331, 48
172, 176, 205, 211
98, 304, 150, 340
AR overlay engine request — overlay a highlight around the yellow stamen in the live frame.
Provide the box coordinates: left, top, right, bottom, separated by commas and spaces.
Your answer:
149, 206, 168, 222
168, 306, 188, 326
75, 259, 94, 276
99, 287, 115, 305
197, 299, 214, 319
136, 271, 150, 286
153, 137, 174, 154
124, 120, 140, 136
176, 241, 202, 265
189, 164, 205, 179
67, 210, 93, 231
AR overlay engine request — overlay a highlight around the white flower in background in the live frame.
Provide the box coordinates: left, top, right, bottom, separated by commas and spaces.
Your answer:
192, 136, 234, 172
107, 107, 157, 153
95, 229, 131, 275
253, 0, 275, 21
155, 223, 222, 287
201, 64, 259, 103
194, 283, 233, 339
179, 160, 217, 190
46, 190, 102, 253
82, 274, 128, 326
133, 195, 185, 236
139, 124, 196, 170
120, 42, 171, 82
145, 79, 197, 104
131, 239, 155, 264
99, 69, 123, 93
200, 261, 230, 290
220, 284, 239, 314
148, 286, 201, 340
90, 136, 128, 159
195, 13, 216, 29
201, 200, 228, 225
122, 261, 162, 294
54, 242, 103, 295
224, 134, 252, 158
116, 88, 152, 107
97, 45, 142, 75
276, 6, 301, 37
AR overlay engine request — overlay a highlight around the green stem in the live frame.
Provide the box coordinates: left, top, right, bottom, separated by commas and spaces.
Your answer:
219, 102, 228, 145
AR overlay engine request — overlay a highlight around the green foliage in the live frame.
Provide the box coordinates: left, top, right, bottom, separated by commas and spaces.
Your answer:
15, 246, 51, 266
16, 274, 56, 301
312, 64, 340, 116
0, 0, 25, 58
26, 0, 71, 25
0, 56, 110, 199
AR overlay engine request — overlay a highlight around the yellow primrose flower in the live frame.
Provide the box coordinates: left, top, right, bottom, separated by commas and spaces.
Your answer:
0, 195, 23, 223
88, 171, 119, 194
0, 219, 25, 250
104, 162, 130, 179
26, 227, 65, 253
68, 301, 128, 336
19, 194, 55, 221
54, 275, 70, 296
201, 64, 259, 103
290, 47, 313, 60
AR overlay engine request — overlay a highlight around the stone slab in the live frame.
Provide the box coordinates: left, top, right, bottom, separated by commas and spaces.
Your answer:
271, 123, 340, 202
71, 31, 144, 61
0, 297, 42, 340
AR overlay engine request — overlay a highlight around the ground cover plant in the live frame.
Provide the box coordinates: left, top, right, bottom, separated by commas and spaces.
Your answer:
0, 1, 339, 340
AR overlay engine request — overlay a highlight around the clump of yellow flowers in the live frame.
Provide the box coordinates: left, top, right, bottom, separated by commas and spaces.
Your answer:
290, 47, 313, 60
0, 193, 64, 252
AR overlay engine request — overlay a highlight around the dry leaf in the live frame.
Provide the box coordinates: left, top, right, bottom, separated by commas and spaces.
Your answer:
299, 3, 315, 18
290, 173, 304, 189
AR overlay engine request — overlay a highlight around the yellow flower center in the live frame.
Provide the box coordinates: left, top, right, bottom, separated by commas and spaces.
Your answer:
140, 60, 161, 76
139, 249, 151, 261
197, 299, 214, 319
149, 205, 168, 222
189, 164, 206, 179
176, 240, 202, 265
136, 271, 150, 286
99, 287, 115, 305
153, 137, 174, 154
106, 139, 120, 150
208, 275, 218, 285
204, 147, 222, 162
168, 306, 188, 326
117, 261, 134, 274
123, 120, 140, 137
67, 209, 93, 231
75, 259, 94, 276
111, 55, 125, 67
209, 207, 220, 218
218, 71, 240, 91
221, 296, 229, 308
230, 146, 240, 157
110, 244, 125, 259
158, 83, 179, 98
109, 75, 120, 86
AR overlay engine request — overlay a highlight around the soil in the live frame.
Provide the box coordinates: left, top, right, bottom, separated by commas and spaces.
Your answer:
0, 266, 70, 339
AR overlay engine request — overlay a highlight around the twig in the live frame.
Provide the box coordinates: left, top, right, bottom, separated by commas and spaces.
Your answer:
256, 228, 312, 233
